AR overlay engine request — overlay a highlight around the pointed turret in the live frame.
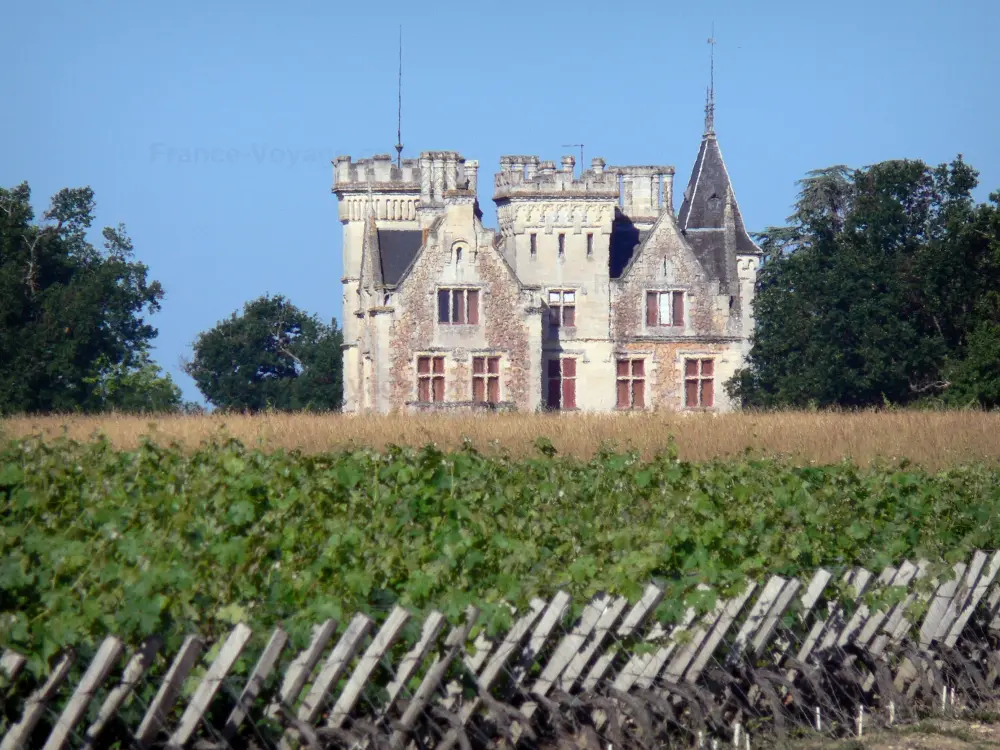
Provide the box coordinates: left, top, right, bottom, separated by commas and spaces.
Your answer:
677, 87, 761, 294
677, 31, 761, 294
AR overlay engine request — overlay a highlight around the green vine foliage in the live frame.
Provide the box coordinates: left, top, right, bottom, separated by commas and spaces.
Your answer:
1, 435, 997, 680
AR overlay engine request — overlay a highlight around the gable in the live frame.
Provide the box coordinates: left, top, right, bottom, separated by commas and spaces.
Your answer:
616, 205, 710, 284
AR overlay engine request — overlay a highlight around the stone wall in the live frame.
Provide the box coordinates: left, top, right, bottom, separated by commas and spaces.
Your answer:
383, 203, 537, 412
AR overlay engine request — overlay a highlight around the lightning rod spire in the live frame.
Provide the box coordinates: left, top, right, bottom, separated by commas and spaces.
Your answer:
705, 24, 716, 135
395, 25, 403, 168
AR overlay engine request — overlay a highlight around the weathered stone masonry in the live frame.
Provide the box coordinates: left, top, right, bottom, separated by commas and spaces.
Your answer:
334, 116, 761, 413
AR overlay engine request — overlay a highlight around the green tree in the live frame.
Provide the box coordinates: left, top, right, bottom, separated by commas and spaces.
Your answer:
0, 182, 180, 414
183, 294, 343, 412
83, 352, 183, 413
729, 158, 1000, 409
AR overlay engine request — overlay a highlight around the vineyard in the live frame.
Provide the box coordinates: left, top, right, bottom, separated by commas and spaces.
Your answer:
2, 432, 999, 680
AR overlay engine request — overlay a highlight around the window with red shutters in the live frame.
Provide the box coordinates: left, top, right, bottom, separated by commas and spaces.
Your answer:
547, 290, 576, 335
683, 358, 714, 408
616, 358, 646, 409
645, 291, 685, 328
437, 288, 480, 325
472, 355, 501, 404
546, 357, 577, 409
416, 355, 446, 402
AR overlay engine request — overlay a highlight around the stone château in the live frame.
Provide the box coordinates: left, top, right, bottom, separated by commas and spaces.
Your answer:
333, 104, 762, 413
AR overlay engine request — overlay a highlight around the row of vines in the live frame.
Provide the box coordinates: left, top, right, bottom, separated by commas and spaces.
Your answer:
2, 434, 998, 680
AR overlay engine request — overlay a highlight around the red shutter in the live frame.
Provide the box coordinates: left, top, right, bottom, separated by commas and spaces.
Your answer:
433, 357, 445, 374
616, 360, 629, 377
472, 357, 484, 375
702, 378, 714, 407
487, 378, 499, 403
562, 358, 576, 377
701, 359, 714, 376
633, 380, 645, 408
646, 292, 657, 326
417, 356, 430, 374
468, 289, 480, 324
473, 378, 485, 401
617, 381, 629, 408
563, 305, 575, 326
632, 359, 644, 377
488, 356, 500, 374
454, 290, 466, 324
433, 377, 444, 402
685, 359, 698, 377
685, 379, 698, 407
673, 292, 684, 327
563, 377, 576, 409
418, 379, 429, 401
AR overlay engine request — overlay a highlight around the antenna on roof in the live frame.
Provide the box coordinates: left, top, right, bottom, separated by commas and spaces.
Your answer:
395, 25, 403, 168
705, 24, 716, 135
561, 144, 584, 174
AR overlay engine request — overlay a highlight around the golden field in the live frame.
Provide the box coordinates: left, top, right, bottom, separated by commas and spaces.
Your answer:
2, 410, 999, 470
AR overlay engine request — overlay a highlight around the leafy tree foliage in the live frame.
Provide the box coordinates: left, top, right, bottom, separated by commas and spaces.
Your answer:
0, 182, 180, 414
183, 294, 343, 411
730, 157, 1000, 409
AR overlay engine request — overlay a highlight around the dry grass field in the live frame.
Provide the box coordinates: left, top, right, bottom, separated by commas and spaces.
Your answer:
2, 409, 999, 469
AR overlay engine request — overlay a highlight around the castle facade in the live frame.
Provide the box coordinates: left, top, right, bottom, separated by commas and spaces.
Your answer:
334, 116, 761, 413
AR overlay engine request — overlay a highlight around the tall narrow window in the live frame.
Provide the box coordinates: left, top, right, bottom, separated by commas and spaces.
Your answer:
437, 288, 480, 325
645, 291, 685, 327
547, 290, 576, 331
417, 356, 446, 402
472, 355, 501, 404
558, 233, 565, 257
616, 358, 646, 409
454, 246, 463, 263
684, 358, 714, 408
586, 232, 594, 257
529, 233, 537, 258
546, 358, 577, 409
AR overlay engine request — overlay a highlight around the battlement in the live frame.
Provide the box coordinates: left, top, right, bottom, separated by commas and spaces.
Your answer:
493, 156, 675, 221
333, 152, 479, 208
493, 156, 619, 200
333, 154, 421, 190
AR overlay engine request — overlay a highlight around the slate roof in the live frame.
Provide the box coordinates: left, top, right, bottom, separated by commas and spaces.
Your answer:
677, 133, 760, 291
376, 229, 423, 287
609, 215, 650, 279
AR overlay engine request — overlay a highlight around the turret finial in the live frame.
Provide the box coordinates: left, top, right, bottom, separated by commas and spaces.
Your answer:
705, 25, 716, 135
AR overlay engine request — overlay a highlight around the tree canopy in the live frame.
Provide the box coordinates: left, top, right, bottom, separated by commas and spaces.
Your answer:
729, 157, 1000, 409
183, 294, 343, 412
0, 182, 181, 415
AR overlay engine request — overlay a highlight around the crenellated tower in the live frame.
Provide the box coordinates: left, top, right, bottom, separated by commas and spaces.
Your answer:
332, 151, 478, 410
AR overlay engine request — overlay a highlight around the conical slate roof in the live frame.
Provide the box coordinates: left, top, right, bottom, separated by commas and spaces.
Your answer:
678, 130, 760, 291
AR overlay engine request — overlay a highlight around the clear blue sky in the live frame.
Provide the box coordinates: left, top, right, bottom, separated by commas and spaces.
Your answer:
3, 0, 998, 404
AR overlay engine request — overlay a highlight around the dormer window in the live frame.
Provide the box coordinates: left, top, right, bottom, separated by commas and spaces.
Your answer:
646, 290, 685, 328
438, 288, 480, 325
